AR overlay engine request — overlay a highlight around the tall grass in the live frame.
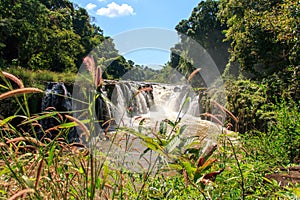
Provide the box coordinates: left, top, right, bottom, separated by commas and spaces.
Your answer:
1, 67, 76, 89
0, 71, 298, 199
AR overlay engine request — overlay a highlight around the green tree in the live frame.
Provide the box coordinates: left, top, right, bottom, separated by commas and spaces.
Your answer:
102, 56, 132, 79
0, 0, 51, 68
218, 0, 300, 77
72, 7, 104, 67
0, 0, 104, 72
175, 0, 230, 73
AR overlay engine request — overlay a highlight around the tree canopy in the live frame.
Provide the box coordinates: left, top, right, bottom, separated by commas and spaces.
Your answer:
169, 0, 299, 87
218, 0, 300, 77
175, 0, 230, 73
0, 0, 104, 72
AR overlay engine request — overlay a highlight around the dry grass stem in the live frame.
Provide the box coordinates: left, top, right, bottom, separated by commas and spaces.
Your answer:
2, 71, 24, 88
65, 115, 90, 138
212, 100, 238, 123
0, 142, 8, 148
0, 88, 43, 100
6, 137, 46, 147
8, 188, 35, 200
44, 127, 59, 133
138, 87, 153, 92
200, 113, 223, 126
188, 68, 201, 81
44, 107, 56, 111
95, 66, 102, 88
102, 118, 114, 127
35, 159, 44, 190
134, 87, 153, 97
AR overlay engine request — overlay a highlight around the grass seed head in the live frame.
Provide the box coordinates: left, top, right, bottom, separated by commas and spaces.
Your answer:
2, 71, 24, 88
0, 88, 43, 101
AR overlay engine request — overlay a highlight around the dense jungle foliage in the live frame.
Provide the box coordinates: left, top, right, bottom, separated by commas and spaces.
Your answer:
0, 0, 299, 199
170, 0, 299, 132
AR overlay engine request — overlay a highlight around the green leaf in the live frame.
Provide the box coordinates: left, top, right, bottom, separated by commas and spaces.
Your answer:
0, 189, 6, 195
164, 163, 183, 171
47, 144, 56, 167
165, 134, 181, 154
0, 84, 9, 90
22, 175, 34, 188
95, 177, 102, 189
58, 121, 77, 129
159, 120, 167, 135
57, 166, 63, 174
103, 162, 109, 180
0, 115, 26, 126
0, 167, 10, 176
177, 125, 187, 136
196, 158, 216, 173
119, 127, 148, 140
164, 119, 176, 128
79, 167, 84, 174
138, 118, 146, 133
181, 160, 196, 179
293, 188, 300, 197
20, 113, 58, 125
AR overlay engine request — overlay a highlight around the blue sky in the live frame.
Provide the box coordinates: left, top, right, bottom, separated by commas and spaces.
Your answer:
70, 0, 200, 68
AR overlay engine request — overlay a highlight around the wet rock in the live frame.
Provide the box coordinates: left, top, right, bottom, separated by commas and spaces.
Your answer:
173, 86, 181, 92
265, 166, 300, 186
40, 82, 79, 142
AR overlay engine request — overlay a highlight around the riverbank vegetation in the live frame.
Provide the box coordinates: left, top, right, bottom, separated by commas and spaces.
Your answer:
0, 0, 300, 199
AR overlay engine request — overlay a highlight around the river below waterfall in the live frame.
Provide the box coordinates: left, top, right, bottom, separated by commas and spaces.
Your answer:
92, 81, 224, 172
42, 80, 225, 172
111, 83, 222, 139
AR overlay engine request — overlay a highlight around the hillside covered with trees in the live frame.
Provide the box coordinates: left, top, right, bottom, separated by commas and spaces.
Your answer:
0, 0, 103, 72
0, 0, 141, 81
170, 0, 299, 131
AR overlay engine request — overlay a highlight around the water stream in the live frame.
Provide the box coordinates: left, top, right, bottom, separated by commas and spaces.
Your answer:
97, 81, 223, 172
42, 81, 224, 172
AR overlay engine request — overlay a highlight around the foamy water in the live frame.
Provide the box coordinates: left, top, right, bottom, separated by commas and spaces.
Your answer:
93, 82, 224, 172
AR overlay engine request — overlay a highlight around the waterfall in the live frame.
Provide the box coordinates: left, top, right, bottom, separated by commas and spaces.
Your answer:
106, 81, 154, 124
149, 84, 200, 118
39, 81, 201, 141
42, 82, 72, 112
40, 82, 79, 142
97, 82, 208, 172
104, 81, 199, 127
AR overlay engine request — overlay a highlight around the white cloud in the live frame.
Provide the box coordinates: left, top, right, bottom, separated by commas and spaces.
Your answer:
85, 3, 97, 10
96, 2, 135, 18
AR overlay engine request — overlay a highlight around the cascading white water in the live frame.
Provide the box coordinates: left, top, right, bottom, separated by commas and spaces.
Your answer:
99, 81, 225, 172
140, 84, 200, 123
41, 82, 78, 142
112, 84, 126, 116
108, 81, 201, 130
161, 85, 197, 112
109, 81, 152, 125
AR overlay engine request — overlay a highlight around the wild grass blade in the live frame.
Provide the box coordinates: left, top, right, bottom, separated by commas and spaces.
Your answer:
35, 159, 44, 190
188, 68, 201, 81
8, 188, 35, 200
6, 137, 46, 147
1, 71, 24, 88
0, 88, 43, 100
